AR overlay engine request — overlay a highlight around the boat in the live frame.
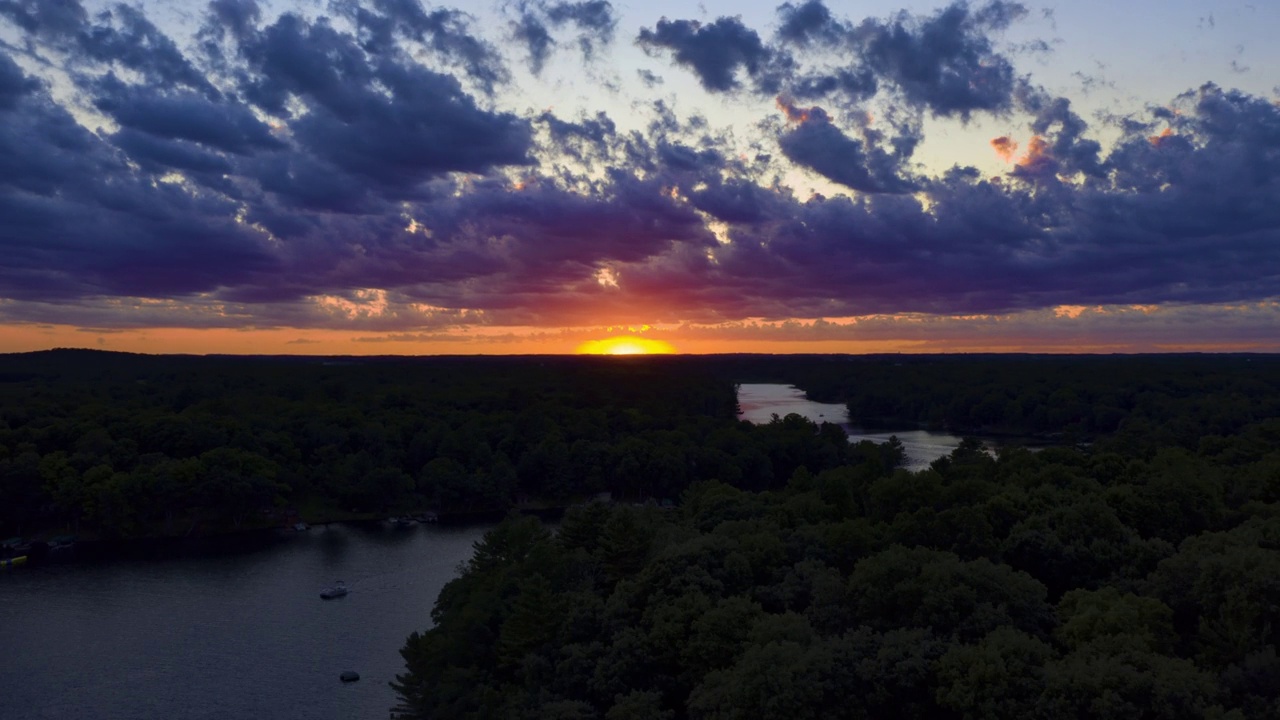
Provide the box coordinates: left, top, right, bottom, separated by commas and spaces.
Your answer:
320, 580, 348, 599
0, 556, 27, 569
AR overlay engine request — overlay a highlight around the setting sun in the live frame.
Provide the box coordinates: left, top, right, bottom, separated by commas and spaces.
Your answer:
575, 336, 677, 355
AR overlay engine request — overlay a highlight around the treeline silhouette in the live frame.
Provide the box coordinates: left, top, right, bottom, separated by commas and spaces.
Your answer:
3, 350, 1279, 716
0, 351, 862, 539
393, 418, 1280, 719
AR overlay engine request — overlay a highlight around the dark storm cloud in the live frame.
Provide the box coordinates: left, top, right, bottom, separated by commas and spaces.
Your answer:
6, 0, 219, 94
0, 2, 535, 310
0, 0, 1278, 334
1015, 85, 1104, 178
636, 17, 775, 93
788, 68, 878, 103
776, 0, 848, 47
111, 128, 236, 175
0, 0, 86, 38
331, 0, 507, 91
0, 51, 39, 109
421, 176, 713, 272
205, 0, 261, 40
759, 1, 1028, 116
284, 57, 533, 189
687, 179, 785, 224
852, 1, 1025, 118
0, 68, 276, 301
537, 110, 619, 165
91, 77, 283, 154
234, 11, 531, 193
703, 81, 1280, 317
777, 105, 916, 193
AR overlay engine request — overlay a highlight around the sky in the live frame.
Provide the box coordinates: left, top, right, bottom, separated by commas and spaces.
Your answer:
0, 0, 1278, 355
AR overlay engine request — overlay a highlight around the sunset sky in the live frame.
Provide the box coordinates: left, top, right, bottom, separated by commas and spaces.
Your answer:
1, 0, 1278, 354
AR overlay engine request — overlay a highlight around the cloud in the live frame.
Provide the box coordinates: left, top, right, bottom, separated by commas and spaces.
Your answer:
990, 135, 1018, 161
92, 76, 283, 155
776, 0, 848, 47
513, 11, 554, 74
0, 51, 39, 109
204, 0, 260, 41
546, 0, 617, 57
636, 16, 775, 93
330, 0, 508, 91
236, 12, 532, 194
637, 68, 663, 86
0, 73, 278, 302
852, 1, 1025, 118
0, 0, 1277, 347
776, 98, 916, 193
0, 0, 86, 39
13, 1, 220, 95
512, 1, 617, 75
1015, 85, 1104, 177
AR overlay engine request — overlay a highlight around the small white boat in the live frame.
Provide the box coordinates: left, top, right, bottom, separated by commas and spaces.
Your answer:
320, 580, 348, 599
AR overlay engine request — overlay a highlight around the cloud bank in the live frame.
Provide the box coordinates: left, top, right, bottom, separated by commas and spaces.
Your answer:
0, 0, 1278, 349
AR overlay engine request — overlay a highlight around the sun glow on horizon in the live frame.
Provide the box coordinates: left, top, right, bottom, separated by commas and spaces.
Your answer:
575, 335, 677, 355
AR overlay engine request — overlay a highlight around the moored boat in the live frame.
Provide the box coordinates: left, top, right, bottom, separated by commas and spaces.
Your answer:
320, 580, 348, 599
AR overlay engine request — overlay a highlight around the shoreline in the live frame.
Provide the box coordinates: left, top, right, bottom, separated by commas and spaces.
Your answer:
3, 504, 571, 566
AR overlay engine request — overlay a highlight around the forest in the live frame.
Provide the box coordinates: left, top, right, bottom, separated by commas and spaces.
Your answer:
389, 355, 1280, 720
0, 350, 853, 540
2, 350, 1278, 718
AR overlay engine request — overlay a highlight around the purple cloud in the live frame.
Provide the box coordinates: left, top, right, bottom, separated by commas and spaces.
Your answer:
637, 16, 776, 93
0, 1, 1276, 341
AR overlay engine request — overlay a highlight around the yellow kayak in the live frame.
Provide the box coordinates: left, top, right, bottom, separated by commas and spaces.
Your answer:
0, 555, 27, 568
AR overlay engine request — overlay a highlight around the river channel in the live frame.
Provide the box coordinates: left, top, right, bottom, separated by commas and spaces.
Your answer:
737, 383, 974, 471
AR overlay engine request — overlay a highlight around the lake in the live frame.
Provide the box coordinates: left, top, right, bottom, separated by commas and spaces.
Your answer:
737, 383, 972, 471
0, 522, 491, 720
0, 384, 991, 720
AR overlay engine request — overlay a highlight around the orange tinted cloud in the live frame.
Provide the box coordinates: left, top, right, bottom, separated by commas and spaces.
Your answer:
1149, 127, 1174, 147
775, 95, 816, 124
990, 136, 1019, 162
1013, 135, 1056, 177
1020, 135, 1048, 164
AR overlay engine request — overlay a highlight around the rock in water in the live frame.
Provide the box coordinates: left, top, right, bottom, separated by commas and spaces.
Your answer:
340, 671, 360, 683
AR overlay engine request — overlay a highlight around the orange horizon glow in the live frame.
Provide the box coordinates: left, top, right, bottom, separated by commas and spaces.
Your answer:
575, 335, 677, 355
2, 316, 1280, 357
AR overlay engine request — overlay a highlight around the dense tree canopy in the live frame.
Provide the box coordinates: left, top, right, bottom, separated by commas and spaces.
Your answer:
3, 350, 1278, 717
388, 355, 1280, 719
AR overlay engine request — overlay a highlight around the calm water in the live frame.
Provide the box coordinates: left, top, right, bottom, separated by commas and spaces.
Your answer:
737, 383, 970, 471
0, 522, 490, 720
0, 385, 998, 720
